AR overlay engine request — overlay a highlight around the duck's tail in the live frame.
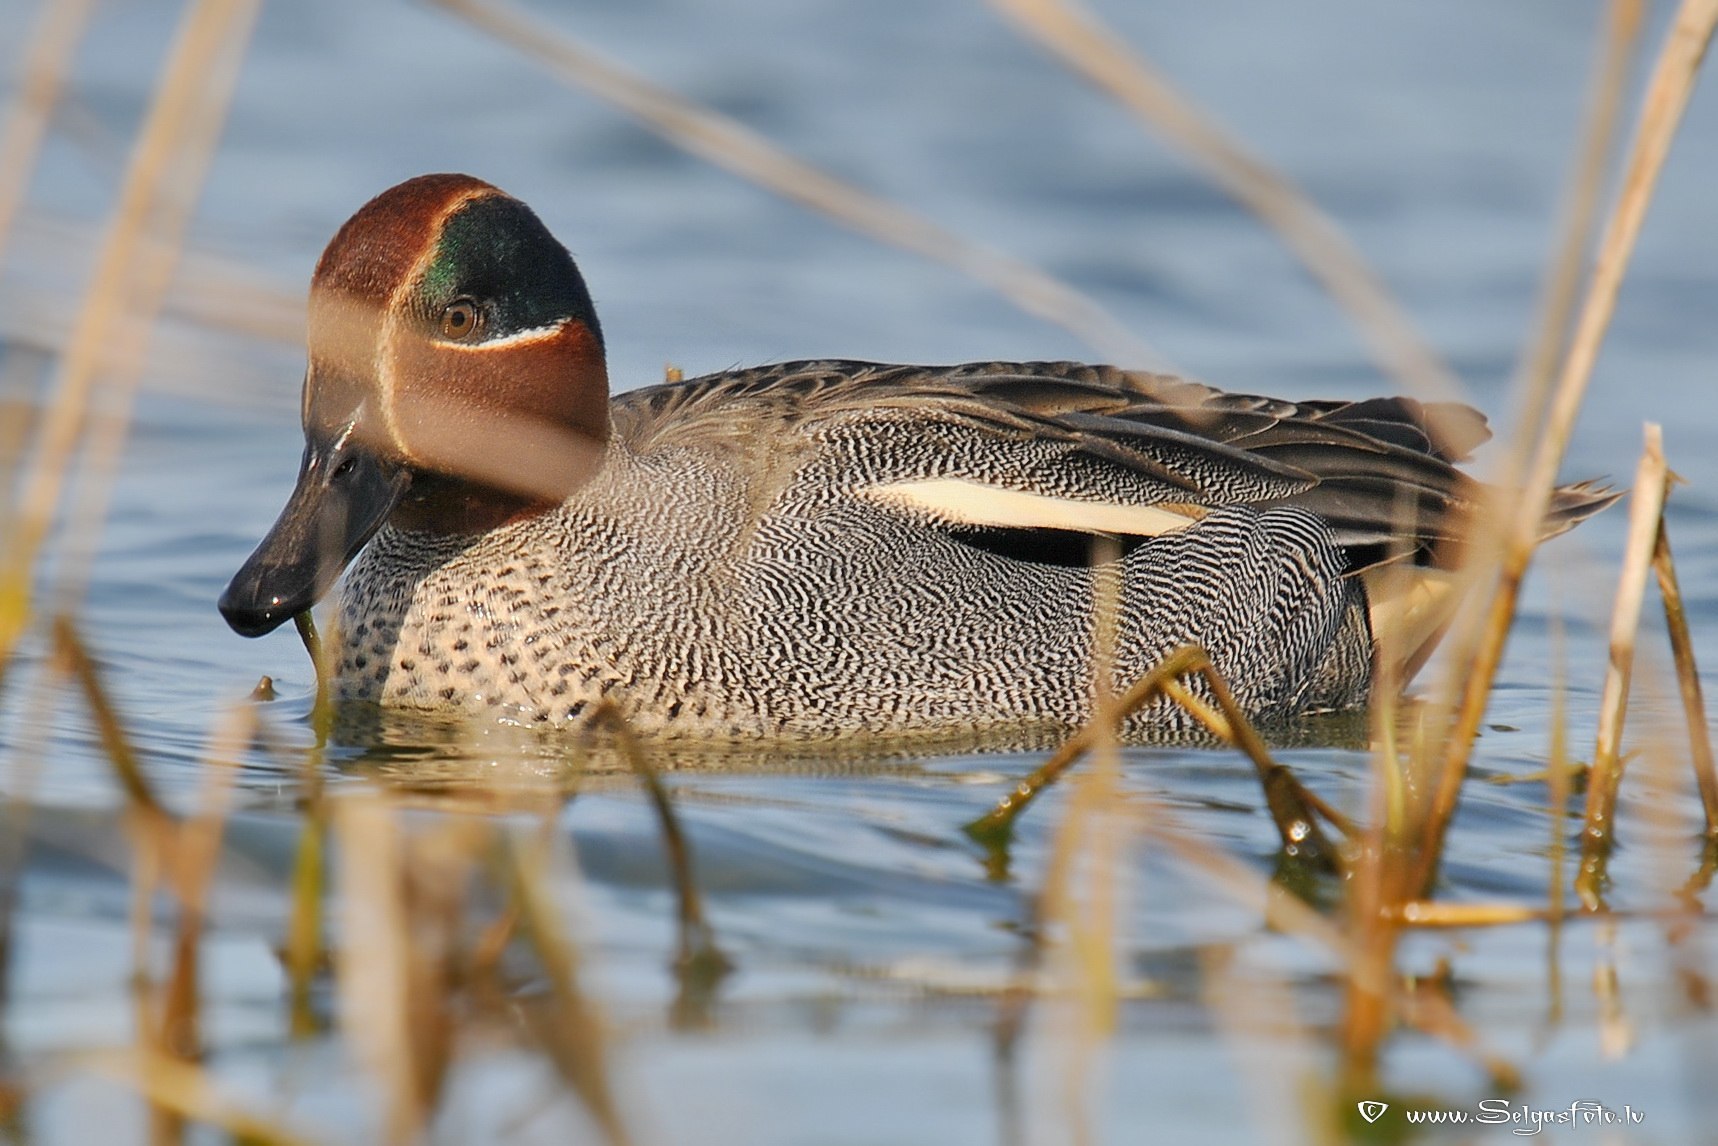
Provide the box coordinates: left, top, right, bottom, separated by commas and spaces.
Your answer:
1540, 478, 1623, 541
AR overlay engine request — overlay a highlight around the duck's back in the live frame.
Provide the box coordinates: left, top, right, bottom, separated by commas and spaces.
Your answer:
613, 357, 1501, 577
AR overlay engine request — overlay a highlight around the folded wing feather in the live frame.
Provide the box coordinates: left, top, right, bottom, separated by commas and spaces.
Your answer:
619, 359, 1616, 681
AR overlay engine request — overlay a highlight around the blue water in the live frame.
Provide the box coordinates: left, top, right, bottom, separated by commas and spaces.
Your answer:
4, 0, 1718, 1140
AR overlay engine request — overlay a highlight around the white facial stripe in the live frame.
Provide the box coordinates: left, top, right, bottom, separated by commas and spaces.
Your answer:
865, 479, 1202, 538
333, 402, 367, 453
444, 319, 569, 351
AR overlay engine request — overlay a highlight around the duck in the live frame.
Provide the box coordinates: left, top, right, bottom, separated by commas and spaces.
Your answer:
218, 173, 1615, 739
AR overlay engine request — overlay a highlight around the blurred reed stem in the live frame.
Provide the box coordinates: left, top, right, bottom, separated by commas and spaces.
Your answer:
81, 1050, 318, 1146
1545, 639, 1571, 1025
989, 0, 1462, 400
1510, 0, 1645, 441
53, 616, 159, 817
432, 0, 1158, 366
1412, 0, 1718, 897
154, 701, 249, 1140
47, 0, 261, 623
334, 796, 453, 1144
496, 828, 633, 1146
1045, 535, 1125, 1136
0, 7, 258, 1111
0, 0, 261, 670
1199, 944, 1333, 1143
0, 0, 98, 273
55, 616, 261, 1137
284, 811, 325, 1039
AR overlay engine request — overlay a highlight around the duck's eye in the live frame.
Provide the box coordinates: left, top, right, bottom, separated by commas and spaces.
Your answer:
440, 299, 481, 341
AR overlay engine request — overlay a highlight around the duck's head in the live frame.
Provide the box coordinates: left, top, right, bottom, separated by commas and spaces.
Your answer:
219, 173, 608, 638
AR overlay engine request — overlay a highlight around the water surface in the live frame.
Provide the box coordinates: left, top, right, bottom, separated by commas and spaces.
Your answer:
3, 0, 1718, 1141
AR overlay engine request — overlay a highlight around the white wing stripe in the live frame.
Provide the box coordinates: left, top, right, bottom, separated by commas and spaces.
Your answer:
865, 479, 1201, 537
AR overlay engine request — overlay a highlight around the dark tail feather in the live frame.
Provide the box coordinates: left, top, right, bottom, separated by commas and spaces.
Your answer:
1541, 479, 1623, 540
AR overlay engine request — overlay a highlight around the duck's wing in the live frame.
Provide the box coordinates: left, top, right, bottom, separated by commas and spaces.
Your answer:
617, 359, 1616, 679
614, 359, 1520, 570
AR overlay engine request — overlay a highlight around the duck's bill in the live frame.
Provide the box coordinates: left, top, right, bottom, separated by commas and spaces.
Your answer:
219, 438, 409, 638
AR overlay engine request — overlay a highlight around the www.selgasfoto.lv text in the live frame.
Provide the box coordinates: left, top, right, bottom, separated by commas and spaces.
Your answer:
1360, 1099, 1643, 1134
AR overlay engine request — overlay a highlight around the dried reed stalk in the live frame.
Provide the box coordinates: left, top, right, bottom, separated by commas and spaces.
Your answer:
1510, 0, 1646, 439
49, 0, 262, 621
1651, 519, 1718, 834
965, 644, 1339, 867
1412, 0, 1718, 895
1337, 714, 1402, 1087
1142, 807, 1350, 959
1201, 944, 1331, 1143
1576, 425, 1669, 908
1048, 538, 1126, 1134
157, 702, 251, 1064
1336, 0, 1657, 1083
5, 210, 305, 355
54, 618, 170, 866
431, 0, 1157, 366
332, 796, 421, 1143
1395, 978, 1521, 1091
0, 0, 261, 664
497, 829, 633, 1146
284, 612, 331, 1036
52, 616, 199, 1137
1391, 901, 1546, 928
989, 0, 1460, 400
52, 616, 164, 819
991, 542, 1126, 1141
593, 702, 732, 1024
1546, 644, 1574, 951
80, 1049, 318, 1146
284, 807, 325, 1039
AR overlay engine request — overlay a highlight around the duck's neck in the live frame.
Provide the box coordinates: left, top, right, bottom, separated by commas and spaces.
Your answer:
388, 471, 562, 536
